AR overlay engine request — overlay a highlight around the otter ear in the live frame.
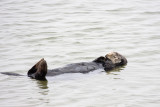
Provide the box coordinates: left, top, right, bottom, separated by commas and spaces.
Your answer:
93, 56, 105, 63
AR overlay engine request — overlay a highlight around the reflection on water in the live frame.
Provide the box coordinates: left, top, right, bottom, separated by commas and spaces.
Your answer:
0, 0, 160, 107
105, 65, 127, 74
35, 80, 50, 105
36, 80, 48, 90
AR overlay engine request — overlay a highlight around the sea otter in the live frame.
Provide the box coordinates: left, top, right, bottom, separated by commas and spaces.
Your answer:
1, 52, 127, 81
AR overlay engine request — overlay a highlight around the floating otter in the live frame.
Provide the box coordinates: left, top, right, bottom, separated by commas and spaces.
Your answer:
1, 52, 127, 81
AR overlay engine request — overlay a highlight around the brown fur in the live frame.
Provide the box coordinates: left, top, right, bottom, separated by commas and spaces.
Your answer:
27, 52, 127, 81
28, 58, 47, 80
105, 52, 127, 65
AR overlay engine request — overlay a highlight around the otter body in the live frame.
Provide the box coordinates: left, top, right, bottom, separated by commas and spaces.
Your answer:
1, 52, 127, 81
47, 62, 103, 76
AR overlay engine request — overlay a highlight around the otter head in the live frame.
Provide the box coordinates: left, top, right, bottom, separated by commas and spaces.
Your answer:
105, 52, 127, 66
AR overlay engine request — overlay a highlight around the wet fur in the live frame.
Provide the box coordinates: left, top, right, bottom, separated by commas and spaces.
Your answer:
1, 52, 127, 81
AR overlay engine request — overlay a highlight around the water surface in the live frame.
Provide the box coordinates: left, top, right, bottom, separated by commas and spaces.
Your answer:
0, 0, 160, 107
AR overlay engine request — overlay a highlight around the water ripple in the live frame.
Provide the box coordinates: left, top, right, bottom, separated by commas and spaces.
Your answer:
0, 0, 160, 107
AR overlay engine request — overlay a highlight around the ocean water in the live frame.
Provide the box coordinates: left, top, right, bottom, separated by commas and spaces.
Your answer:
0, 0, 160, 107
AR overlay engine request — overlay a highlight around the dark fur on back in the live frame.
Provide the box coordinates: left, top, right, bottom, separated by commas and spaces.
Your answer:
0, 52, 127, 81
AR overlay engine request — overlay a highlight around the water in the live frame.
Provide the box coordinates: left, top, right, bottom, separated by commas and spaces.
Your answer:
0, 0, 160, 107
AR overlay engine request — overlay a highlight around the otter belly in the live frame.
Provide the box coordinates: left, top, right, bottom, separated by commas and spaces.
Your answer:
46, 62, 103, 76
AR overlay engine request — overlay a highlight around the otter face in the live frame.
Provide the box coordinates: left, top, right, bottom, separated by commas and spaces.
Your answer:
105, 52, 127, 66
